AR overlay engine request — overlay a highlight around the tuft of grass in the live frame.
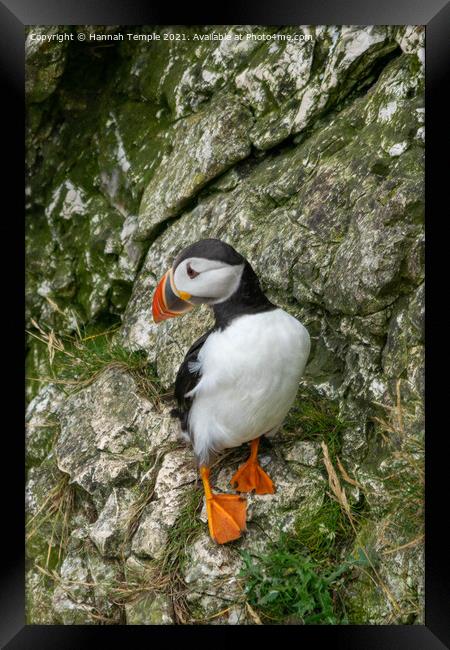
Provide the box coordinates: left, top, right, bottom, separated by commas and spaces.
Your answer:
295, 498, 354, 563
283, 390, 347, 463
239, 533, 369, 624
26, 322, 163, 404
26, 470, 76, 571
370, 381, 424, 559
161, 488, 205, 573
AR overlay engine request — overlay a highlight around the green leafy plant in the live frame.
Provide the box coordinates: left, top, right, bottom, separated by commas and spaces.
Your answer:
239, 534, 369, 624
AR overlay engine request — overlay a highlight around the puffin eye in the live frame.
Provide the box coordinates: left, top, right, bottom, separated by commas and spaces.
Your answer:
186, 262, 199, 279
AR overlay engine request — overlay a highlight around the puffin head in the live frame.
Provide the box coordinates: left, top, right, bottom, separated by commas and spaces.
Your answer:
152, 239, 246, 323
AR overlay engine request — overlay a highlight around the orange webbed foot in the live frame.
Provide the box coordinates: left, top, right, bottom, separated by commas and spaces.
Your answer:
230, 459, 275, 495
201, 465, 247, 544
206, 493, 247, 544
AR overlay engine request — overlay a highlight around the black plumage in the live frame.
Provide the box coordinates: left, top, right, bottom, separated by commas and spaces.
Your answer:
171, 329, 212, 436
212, 261, 275, 329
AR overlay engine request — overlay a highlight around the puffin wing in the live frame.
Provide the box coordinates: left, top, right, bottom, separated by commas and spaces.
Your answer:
172, 329, 213, 434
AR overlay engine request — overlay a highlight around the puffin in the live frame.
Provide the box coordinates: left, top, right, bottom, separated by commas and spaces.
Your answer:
152, 239, 310, 544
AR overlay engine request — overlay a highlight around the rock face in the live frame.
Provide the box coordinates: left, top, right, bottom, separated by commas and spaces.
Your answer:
26, 25, 424, 625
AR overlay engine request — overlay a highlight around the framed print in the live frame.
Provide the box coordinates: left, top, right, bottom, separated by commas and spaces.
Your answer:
1, 0, 448, 647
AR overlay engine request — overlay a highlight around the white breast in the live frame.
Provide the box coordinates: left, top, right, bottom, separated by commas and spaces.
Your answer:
186, 308, 310, 464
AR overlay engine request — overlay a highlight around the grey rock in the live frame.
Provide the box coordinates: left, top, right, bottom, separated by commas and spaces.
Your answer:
283, 440, 320, 466
55, 367, 158, 506
86, 552, 122, 618
131, 492, 183, 559
131, 449, 197, 559
52, 587, 96, 625
52, 552, 95, 625
26, 26, 70, 103
184, 532, 244, 617
26, 384, 64, 467
125, 593, 174, 625
88, 487, 136, 557
137, 91, 253, 239
153, 448, 198, 498
51, 538, 122, 624
124, 553, 154, 582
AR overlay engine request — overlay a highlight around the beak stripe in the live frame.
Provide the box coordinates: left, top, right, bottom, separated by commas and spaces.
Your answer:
152, 269, 194, 323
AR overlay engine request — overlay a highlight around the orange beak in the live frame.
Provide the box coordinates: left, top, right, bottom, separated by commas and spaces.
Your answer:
152, 269, 194, 324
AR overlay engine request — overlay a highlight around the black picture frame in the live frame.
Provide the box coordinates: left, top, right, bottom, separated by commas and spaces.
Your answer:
3, 0, 448, 647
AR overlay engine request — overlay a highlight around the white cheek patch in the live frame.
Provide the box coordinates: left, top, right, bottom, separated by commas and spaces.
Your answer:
209, 264, 244, 303
173, 258, 244, 303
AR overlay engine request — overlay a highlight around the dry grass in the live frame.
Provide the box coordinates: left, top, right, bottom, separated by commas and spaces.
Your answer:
312, 379, 424, 623
371, 380, 424, 546
320, 440, 403, 618
321, 441, 354, 525
26, 320, 161, 406
26, 471, 76, 570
